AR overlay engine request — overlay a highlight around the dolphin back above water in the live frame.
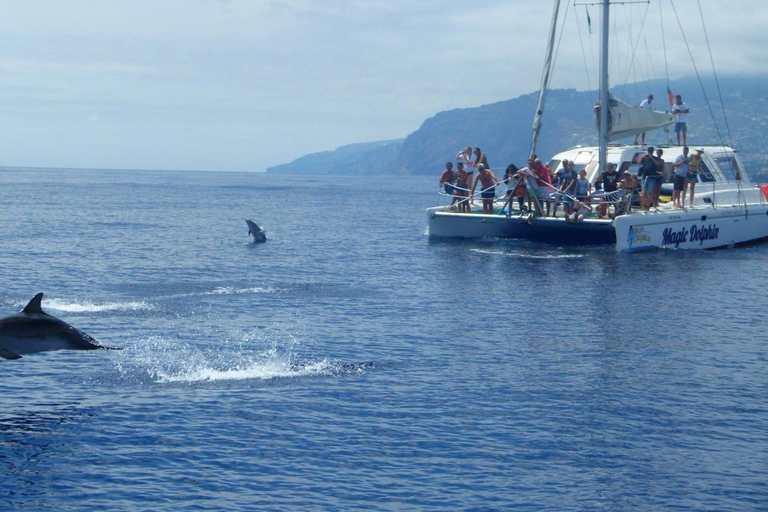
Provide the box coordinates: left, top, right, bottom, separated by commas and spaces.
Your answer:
245, 220, 267, 243
0, 293, 111, 360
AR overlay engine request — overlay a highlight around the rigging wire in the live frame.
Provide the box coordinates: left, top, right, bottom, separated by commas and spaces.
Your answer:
575, 6, 595, 96
620, 1, 653, 98
696, 0, 733, 147
660, 0, 671, 96
667, 0, 726, 145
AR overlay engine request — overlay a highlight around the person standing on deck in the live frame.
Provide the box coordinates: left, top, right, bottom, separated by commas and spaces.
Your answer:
456, 146, 475, 204
471, 164, 500, 214
687, 148, 704, 207
633, 94, 654, 146
559, 160, 578, 217
439, 162, 457, 208
533, 159, 553, 216
638, 146, 656, 210
672, 146, 690, 208
653, 148, 666, 209
455, 163, 471, 213
672, 95, 690, 146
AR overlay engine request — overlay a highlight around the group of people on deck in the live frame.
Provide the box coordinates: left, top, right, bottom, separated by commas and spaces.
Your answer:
439, 92, 701, 219
438, 146, 499, 214
439, 149, 636, 221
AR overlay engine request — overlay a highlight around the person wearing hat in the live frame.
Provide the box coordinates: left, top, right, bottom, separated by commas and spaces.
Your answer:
686, 147, 704, 207
633, 94, 654, 145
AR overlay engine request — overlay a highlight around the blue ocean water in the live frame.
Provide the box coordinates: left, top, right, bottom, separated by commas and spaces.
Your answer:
1, 168, 767, 510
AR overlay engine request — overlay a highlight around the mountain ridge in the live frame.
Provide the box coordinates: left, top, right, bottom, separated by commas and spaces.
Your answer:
266, 75, 768, 178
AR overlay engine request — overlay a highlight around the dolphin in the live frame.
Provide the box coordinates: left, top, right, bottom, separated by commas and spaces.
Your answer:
0, 293, 114, 360
245, 219, 267, 243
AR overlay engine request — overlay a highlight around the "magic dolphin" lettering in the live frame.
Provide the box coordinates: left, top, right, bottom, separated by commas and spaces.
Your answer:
661, 223, 720, 248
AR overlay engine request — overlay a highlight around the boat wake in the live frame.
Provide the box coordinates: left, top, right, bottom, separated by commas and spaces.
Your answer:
18, 297, 155, 313
470, 248, 584, 259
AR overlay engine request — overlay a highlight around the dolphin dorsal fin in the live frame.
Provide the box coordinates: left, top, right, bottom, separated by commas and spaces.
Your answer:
21, 293, 45, 314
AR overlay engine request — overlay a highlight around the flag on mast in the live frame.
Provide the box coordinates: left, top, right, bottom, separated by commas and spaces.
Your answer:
667, 87, 675, 107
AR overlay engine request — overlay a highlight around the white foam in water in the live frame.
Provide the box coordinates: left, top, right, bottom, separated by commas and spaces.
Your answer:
155, 358, 332, 383
166, 286, 275, 298
33, 298, 155, 313
470, 248, 584, 259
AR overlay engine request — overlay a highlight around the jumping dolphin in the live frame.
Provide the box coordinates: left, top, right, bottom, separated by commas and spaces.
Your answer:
0, 293, 113, 360
245, 220, 267, 243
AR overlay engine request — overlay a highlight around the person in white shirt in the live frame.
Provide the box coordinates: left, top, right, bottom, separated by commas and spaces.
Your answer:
633, 94, 653, 145
671, 146, 690, 208
672, 95, 690, 146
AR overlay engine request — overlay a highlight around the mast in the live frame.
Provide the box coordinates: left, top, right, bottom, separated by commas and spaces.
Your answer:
598, 0, 610, 172
529, 0, 562, 161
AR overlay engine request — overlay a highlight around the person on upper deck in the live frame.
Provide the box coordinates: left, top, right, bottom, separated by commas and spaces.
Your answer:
672, 95, 690, 146
472, 164, 500, 214
672, 146, 690, 208
633, 94, 654, 146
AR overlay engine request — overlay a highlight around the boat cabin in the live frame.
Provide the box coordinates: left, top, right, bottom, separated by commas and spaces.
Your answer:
547, 144, 749, 186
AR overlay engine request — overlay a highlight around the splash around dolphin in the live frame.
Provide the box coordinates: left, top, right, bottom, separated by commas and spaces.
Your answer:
245, 220, 267, 243
0, 293, 116, 360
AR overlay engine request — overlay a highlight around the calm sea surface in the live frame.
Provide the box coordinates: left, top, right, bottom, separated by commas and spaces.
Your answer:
1, 168, 766, 510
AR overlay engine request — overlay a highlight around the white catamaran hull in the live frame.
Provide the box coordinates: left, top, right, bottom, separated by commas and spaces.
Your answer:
614, 205, 768, 251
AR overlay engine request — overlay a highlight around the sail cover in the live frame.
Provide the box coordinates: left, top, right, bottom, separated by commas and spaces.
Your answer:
594, 94, 675, 141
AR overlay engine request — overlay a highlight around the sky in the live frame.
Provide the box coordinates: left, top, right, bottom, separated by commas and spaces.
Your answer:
0, 0, 765, 172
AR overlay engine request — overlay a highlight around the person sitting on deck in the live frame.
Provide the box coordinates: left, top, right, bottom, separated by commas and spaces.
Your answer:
568, 197, 592, 222
471, 164, 500, 214
613, 171, 638, 218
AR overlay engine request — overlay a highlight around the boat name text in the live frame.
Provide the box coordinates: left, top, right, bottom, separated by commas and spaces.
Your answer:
661, 223, 720, 248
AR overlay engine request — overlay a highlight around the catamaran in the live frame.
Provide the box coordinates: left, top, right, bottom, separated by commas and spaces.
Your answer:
426, 0, 768, 251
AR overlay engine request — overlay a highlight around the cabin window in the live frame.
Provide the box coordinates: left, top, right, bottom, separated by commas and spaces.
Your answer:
630, 152, 645, 165
548, 159, 561, 171
714, 156, 742, 182
619, 161, 638, 175
573, 151, 594, 165
699, 161, 715, 182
